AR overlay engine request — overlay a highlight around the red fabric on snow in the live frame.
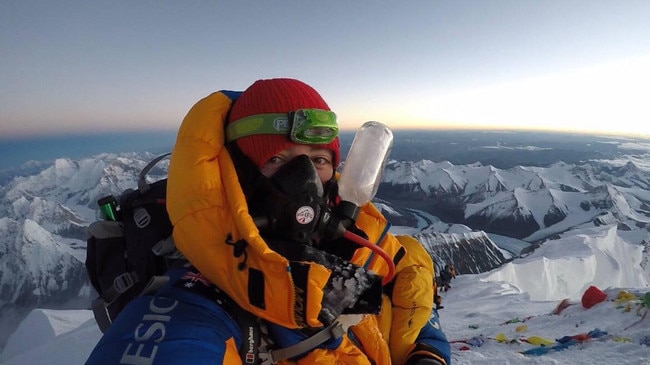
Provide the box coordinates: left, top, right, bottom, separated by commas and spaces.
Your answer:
581, 286, 607, 309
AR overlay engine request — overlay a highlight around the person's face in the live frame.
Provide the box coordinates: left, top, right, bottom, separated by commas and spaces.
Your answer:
260, 144, 335, 185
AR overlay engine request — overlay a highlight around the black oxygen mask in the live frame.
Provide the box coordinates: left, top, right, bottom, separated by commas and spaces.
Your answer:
249, 154, 327, 246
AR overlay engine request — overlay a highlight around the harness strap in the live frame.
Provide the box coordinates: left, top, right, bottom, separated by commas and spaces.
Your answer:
259, 321, 344, 365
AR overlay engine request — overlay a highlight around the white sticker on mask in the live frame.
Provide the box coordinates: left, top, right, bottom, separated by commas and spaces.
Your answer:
296, 206, 315, 224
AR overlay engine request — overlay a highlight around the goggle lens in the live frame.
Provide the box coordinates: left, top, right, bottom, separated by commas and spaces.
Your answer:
291, 109, 338, 144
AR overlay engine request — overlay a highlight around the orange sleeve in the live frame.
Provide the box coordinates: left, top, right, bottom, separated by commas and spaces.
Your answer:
388, 235, 435, 365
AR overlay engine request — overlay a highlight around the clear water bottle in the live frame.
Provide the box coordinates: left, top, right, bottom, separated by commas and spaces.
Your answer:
338, 121, 393, 206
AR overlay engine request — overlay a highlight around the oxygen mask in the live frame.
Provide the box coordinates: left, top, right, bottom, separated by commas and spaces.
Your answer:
249, 154, 327, 246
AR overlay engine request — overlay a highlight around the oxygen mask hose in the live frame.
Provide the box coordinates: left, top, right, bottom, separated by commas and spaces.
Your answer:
343, 229, 395, 285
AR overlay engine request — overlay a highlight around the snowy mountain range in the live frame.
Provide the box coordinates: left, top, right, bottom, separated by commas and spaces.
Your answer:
1, 150, 650, 354
378, 157, 650, 246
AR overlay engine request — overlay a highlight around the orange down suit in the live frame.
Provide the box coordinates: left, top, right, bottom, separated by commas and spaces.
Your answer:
166, 90, 450, 364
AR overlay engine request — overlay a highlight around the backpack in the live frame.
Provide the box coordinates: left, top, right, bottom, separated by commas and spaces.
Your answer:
85, 153, 183, 332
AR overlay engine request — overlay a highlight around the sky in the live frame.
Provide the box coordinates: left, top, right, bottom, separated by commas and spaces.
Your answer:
1, 225, 648, 364
2, 1, 650, 140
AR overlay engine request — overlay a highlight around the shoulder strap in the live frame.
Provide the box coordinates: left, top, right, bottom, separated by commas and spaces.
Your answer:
259, 321, 344, 365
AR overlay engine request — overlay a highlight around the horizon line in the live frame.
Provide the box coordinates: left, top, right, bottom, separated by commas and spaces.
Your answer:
3, 126, 650, 142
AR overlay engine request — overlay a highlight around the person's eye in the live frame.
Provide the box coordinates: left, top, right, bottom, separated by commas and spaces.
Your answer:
266, 156, 283, 164
311, 156, 331, 166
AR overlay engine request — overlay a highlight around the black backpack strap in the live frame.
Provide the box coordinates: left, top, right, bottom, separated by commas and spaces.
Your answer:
91, 298, 113, 333
102, 271, 140, 303
91, 271, 140, 332
139, 275, 171, 296
152, 236, 185, 260
91, 273, 170, 333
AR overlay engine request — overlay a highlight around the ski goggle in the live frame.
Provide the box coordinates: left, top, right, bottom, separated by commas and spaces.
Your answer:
226, 109, 339, 144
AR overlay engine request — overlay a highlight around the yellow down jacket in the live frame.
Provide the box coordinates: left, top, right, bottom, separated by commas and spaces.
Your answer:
167, 91, 437, 364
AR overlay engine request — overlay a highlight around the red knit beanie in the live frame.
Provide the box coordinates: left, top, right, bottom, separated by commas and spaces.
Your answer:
227, 78, 341, 168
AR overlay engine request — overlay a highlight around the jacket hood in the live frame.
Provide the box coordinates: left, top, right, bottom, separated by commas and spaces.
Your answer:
167, 90, 400, 329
